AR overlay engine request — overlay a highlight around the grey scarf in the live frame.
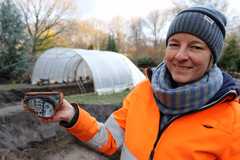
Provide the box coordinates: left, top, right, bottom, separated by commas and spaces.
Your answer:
151, 63, 223, 130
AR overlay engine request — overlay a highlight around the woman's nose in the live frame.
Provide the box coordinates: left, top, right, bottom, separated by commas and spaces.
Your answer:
175, 47, 189, 61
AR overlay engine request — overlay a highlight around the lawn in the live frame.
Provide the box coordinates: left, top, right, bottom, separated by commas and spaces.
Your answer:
64, 90, 131, 105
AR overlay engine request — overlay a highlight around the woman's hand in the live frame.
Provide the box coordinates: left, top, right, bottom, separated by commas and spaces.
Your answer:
39, 99, 75, 123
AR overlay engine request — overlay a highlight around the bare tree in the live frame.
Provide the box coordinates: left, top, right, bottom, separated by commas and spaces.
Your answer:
128, 17, 146, 58
16, 0, 79, 54
76, 19, 95, 49
169, 0, 240, 38
145, 9, 168, 57
94, 29, 108, 51
62, 18, 107, 50
57, 19, 81, 48
85, 18, 108, 50
169, 0, 229, 19
170, 0, 189, 17
189, 0, 228, 11
109, 16, 128, 53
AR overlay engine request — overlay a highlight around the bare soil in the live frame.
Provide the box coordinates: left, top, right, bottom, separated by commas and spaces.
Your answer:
0, 83, 121, 160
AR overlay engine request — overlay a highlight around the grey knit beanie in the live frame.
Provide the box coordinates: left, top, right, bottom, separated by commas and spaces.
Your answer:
166, 4, 227, 64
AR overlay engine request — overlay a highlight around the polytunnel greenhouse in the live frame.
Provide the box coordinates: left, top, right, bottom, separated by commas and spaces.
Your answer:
32, 47, 146, 95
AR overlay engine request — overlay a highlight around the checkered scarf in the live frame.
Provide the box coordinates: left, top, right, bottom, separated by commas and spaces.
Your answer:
151, 63, 223, 131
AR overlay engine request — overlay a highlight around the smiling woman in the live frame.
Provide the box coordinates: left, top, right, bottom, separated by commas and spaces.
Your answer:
166, 33, 213, 86
37, 4, 240, 160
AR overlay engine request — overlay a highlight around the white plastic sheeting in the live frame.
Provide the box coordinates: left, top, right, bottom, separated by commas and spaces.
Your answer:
32, 47, 146, 94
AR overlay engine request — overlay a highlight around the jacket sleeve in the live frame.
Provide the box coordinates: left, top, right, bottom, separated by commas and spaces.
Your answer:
60, 91, 133, 155
219, 99, 240, 159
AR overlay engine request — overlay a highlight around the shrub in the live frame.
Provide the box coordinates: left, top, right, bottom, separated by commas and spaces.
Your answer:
136, 57, 153, 68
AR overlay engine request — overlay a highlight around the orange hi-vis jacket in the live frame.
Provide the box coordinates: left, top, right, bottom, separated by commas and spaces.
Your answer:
62, 78, 240, 160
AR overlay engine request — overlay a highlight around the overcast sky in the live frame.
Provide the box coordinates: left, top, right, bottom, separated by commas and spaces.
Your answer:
77, 0, 240, 21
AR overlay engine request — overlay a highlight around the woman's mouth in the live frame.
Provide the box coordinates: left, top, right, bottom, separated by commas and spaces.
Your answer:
175, 65, 191, 70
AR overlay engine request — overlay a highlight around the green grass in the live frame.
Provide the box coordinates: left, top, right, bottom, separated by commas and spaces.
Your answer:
64, 90, 131, 105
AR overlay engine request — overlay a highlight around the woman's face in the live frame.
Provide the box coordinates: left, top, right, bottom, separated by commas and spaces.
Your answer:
166, 33, 212, 86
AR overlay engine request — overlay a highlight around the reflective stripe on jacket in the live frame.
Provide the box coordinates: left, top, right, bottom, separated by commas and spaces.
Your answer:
63, 78, 240, 160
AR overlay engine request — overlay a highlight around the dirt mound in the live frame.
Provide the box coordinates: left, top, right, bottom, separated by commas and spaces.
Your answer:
0, 78, 12, 84
0, 102, 122, 160
0, 84, 122, 160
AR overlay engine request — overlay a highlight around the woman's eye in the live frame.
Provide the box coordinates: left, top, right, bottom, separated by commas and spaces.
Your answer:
169, 43, 178, 47
192, 46, 202, 50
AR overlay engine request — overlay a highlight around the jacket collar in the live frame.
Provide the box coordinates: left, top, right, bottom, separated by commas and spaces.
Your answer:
210, 71, 240, 102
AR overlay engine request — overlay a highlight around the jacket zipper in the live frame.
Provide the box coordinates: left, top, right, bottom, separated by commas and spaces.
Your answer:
149, 90, 237, 160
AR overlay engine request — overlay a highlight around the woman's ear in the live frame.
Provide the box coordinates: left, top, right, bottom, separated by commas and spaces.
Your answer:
163, 55, 167, 63
207, 54, 214, 71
